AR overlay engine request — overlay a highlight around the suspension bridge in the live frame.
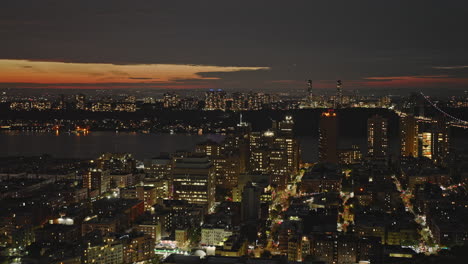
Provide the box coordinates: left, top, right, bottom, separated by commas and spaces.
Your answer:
395, 93, 468, 129
419, 92, 468, 128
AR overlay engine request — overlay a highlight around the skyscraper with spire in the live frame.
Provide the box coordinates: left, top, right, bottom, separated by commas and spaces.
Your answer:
336, 80, 343, 108
307, 80, 313, 106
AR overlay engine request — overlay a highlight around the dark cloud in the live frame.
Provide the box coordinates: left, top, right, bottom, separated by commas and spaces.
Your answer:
1, 0, 468, 91
128, 77, 159, 80
432, 66, 468, 70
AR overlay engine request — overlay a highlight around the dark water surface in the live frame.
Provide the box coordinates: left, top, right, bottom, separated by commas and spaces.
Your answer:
1, 130, 466, 162
0, 131, 224, 160
0, 131, 321, 162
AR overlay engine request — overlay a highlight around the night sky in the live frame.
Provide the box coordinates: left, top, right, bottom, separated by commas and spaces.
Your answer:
1, 0, 468, 91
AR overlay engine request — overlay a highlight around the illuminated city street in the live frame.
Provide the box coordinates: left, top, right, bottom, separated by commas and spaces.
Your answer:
391, 175, 439, 254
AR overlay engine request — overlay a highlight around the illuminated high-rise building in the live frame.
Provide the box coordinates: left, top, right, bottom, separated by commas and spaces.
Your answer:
336, 80, 343, 108
319, 110, 339, 163
222, 114, 251, 174
143, 156, 172, 179
249, 134, 270, 173
124, 95, 136, 103
246, 92, 263, 110
0, 91, 6, 103
420, 132, 433, 159
231, 92, 246, 111
268, 146, 290, 189
400, 115, 419, 157
431, 117, 450, 164
179, 97, 199, 110
211, 155, 240, 189
248, 116, 300, 189
275, 115, 300, 179
114, 102, 136, 112
367, 114, 388, 157
10, 101, 31, 111
143, 97, 155, 104
163, 92, 180, 108
419, 117, 450, 164
306, 80, 313, 105
75, 94, 86, 110
205, 89, 226, 110
30, 101, 52, 111
195, 140, 240, 189
83, 169, 110, 195
171, 156, 216, 211
91, 102, 113, 112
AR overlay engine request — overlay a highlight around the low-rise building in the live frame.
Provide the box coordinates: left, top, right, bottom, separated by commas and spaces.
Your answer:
201, 224, 232, 246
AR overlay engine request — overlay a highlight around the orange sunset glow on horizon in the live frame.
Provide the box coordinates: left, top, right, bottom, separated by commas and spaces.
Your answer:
0, 59, 270, 85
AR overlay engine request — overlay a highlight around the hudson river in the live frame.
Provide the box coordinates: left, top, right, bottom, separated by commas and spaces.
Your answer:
0, 131, 325, 161
2, 130, 466, 162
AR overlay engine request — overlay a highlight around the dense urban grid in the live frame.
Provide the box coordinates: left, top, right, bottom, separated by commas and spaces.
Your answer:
0, 84, 467, 264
